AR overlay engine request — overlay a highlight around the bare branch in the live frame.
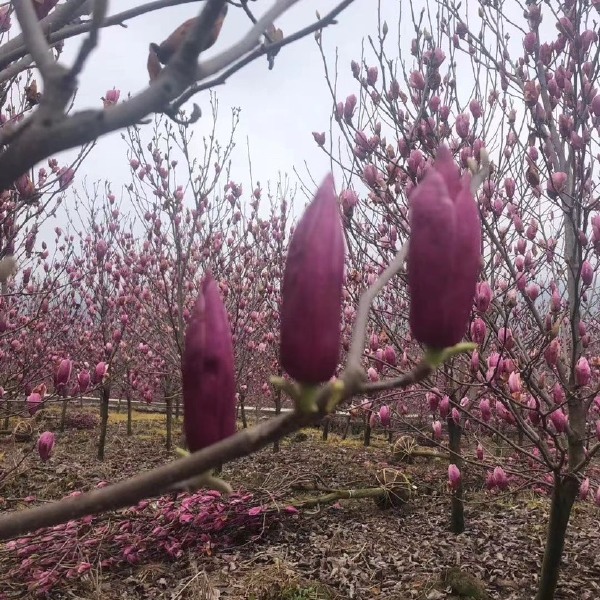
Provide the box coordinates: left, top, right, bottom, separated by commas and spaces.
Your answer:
69, 0, 109, 77
0, 0, 357, 189
12, 0, 57, 78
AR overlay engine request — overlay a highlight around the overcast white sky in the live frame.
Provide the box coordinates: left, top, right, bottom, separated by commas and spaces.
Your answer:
58, 0, 403, 203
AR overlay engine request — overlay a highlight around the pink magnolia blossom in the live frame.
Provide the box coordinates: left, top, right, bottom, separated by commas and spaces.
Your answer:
37, 432, 55, 462
379, 405, 391, 427
439, 395, 451, 419
103, 88, 120, 107
575, 357, 591, 386
476, 444, 484, 460
448, 464, 461, 491
579, 477, 590, 501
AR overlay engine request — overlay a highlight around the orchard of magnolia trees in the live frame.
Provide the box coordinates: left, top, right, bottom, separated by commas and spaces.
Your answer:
0, 0, 600, 598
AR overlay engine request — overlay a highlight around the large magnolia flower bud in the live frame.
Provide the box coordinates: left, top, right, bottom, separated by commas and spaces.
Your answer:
280, 175, 345, 384
37, 431, 56, 462
407, 146, 481, 349
183, 273, 236, 452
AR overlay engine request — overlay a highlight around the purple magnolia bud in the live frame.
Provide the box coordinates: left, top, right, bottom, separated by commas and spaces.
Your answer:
103, 88, 120, 107
407, 146, 481, 349
366, 66, 378, 85
575, 357, 591, 386
448, 464, 461, 491
479, 398, 491, 422
409, 70, 425, 90
427, 391, 440, 412
367, 367, 379, 382
497, 327, 514, 350
92, 362, 108, 384
0, 6, 11, 32
439, 395, 451, 419
369, 411, 378, 429
383, 345, 397, 366
504, 178, 516, 199
183, 273, 236, 452
528, 396, 540, 425
592, 94, 600, 117
475, 281, 492, 313
312, 132, 326, 147
523, 31, 537, 54
525, 283, 540, 301
469, 99, 482, 119
493, 466, 508, 490
27, 392, 42, 416
432, 420, 442, 439
78, 370, 90, 393
508, 371, 522, 394
55, 359, 72, 391
550, 409, 568, 433
379, 405, 391, 427
343, 94, 357, 122
545, 340, 560, 367
595, 486, 600, 508
553, 383, 566, 405
451, 407, 461, 425
476, 443, 484, 460
455, 113, 470, 138
579, 477, 590, 501
37, 432, 55, 462
280, 175, 345, 384
548, 172, 567, 195
96, 239, 108, 261
581, 260, 594, 286
470, 318, 486, 345
471, 350, 479, 371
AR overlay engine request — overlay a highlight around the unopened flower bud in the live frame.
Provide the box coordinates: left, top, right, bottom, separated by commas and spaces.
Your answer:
183, 273, 236, 452
55, 359, 72, 392
379, 405, 391, 427
280, 175, 345, 384
575, 357, 591, 386
439, 395, 450, 419
448, 464, 461, 491
407, 147, 481, 349
37, 432, 55, 462
581, 260, 594, 286
579, 477, 590, 501
476, 443, 484, 460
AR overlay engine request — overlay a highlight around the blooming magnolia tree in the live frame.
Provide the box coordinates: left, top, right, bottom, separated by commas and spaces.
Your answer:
313, 0, 600, 597
4, 0, 584, 598
0, 0, 359, 495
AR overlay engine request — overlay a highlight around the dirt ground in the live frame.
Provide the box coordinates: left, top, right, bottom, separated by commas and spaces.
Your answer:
0, 409, 599, 599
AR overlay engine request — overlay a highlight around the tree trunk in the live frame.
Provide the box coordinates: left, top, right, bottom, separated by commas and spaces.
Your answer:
175, 392, 180, 421
97, 385, 110, 461
322, 416, 331, 441
239, 393, 248, 429
535, 475, 578, 600
342, 415, 351, 440
126, 391, 132, 436
273, 372, 282, 453
165, 387, 173, 451
59, 396, 69, 432
363, 420, 372, 447
448, 416, 465, 534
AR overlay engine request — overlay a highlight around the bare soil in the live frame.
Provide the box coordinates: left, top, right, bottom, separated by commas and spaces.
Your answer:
0, 410, 599, 599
